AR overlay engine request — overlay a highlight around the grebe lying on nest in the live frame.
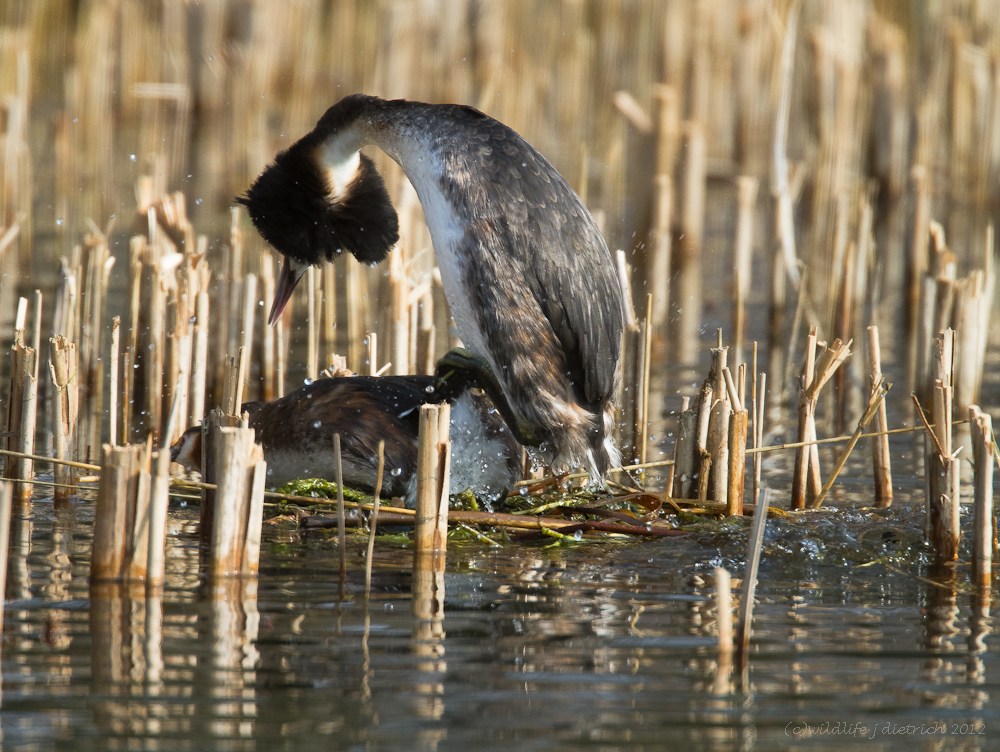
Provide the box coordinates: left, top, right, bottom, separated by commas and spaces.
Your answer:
171, 365, 521, 506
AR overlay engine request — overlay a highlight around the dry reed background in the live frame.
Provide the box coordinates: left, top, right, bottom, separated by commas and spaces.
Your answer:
0, 0, 999, 510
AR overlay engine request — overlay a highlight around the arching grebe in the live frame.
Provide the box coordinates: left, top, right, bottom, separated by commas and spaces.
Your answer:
238, 94, 624, 480
170, 371, 521, 506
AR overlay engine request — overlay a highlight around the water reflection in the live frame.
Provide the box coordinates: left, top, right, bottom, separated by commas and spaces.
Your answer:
0, 510, 996, 750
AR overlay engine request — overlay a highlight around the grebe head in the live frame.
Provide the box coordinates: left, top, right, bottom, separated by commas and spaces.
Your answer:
237, 96, 399, 323
170, 425, 203, 472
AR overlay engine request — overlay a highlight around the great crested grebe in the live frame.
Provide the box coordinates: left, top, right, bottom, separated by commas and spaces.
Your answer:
238, 94, 624, 480
170, 369, 521, 506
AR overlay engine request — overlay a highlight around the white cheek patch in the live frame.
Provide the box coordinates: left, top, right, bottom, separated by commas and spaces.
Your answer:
323, 150, 361, 201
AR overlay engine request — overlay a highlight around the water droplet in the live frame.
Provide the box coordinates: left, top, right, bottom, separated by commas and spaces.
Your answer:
573, 530, 582, 541
304, 378, 314, 386
129, 154, 137, 162
424, 385, 435, 393
390, 467, 403, 477
312, 420, 321, 428
195, 198, 203, 205
55, 218, 63, 226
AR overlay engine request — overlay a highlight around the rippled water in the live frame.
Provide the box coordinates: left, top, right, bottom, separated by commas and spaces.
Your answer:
0, 493, 996, 751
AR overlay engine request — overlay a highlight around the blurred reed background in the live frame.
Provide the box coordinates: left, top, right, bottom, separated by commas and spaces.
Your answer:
0, 0, 998, 479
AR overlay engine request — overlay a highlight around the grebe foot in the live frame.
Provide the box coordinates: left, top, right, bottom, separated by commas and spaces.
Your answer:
434, 347, 542, 448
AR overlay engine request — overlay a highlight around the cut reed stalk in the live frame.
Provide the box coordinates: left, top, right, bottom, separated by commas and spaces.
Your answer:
616, 251, 644, 464
924, 330, 960, 562
260, 251, 276, 401
143, 252, 166, 446
867, 326, 893, 507
733, 176, 758, 365
416, 289, 436, 376
347, 256, 367, 371
323, 262, 337, 370
163, 288, 188, 447
953, 256, 993, 415
666, 395, 689, 498
30, 289, 41, 378
414, 403, 451, 556
907, 168, 931, 376
647, 172, 673, 335
707, 344, 730, 465
389, 245, 408, 376
367, 331, 378, 376
725, 368, 747, 516
109, 317, 119, 446
708, 394, 731, 505
121, 347, 133, 444
694, 378, 714, 503
365, 440, 385, 595
5, 330, 37, 507
276, 306, 288, 400
771, 0, 801, 293
48, 336, 77, 504
969, 406, 995, 589
146, 448, 171, 591
199, 406, 247, 548
335, 432, 347, 592
676, 120, 706, 363
239, 272, 257, 404
207, 425, 264, 579
0, 480, 11, 633
640, 296, 653, 468
753, 372, 766, 506
190, 289, 209, 425
307, 265, 318, 380
792, 332, 851, 509
791, 329, 817, 509
78, 232, 113, 460
91, 441, 151, 582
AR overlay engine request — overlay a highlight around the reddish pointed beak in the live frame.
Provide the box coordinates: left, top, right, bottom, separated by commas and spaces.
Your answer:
268, 257, 310, 325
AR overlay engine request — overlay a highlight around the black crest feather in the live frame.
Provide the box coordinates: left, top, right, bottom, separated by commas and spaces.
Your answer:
236, 141, 398, 266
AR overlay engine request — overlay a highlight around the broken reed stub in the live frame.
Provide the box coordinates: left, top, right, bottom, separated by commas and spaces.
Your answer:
969, 406, 995, 589
792, 334, 851, 509
414, 402, 451, 557
199, 407, 247, 545
5, 337, 37, 507
146, 448, 172, 590
207, 425, 266, 579
0, 480, 12, 634
49, 336, 78, 504
867, 326, 893, 508
926, 331, 960, 562
91, 441, 152, 582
